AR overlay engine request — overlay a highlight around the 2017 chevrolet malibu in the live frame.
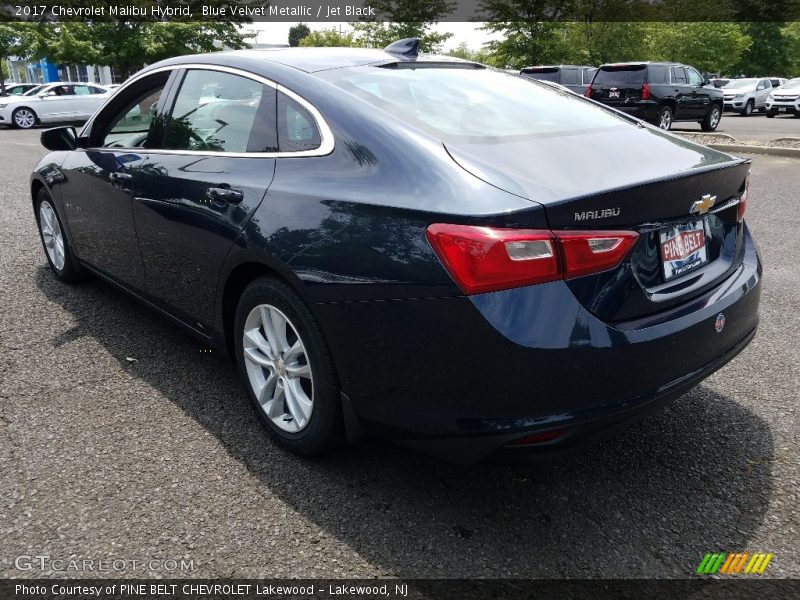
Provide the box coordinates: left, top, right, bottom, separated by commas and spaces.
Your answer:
31, 40, 761, 463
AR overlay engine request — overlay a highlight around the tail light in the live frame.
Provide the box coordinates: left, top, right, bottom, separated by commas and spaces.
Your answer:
641, 83, 651, 100
738, 176, 749, 222
426, 224, 639, 295
585, 84, 592, 97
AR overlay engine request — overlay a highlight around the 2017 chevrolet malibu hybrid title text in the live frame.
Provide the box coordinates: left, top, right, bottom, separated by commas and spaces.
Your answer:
31, 40, 761, 463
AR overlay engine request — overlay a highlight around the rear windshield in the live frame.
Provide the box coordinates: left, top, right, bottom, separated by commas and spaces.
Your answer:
319, 65, 628, 141
521, 68, 559, 82
594, 65, 646, 86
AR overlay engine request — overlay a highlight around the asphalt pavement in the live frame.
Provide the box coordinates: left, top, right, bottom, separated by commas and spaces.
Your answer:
0, 128, 798, 579
674, 110, 800, 142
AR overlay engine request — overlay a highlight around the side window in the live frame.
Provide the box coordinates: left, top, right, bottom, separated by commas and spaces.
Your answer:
277, 91, 321, 152
687, 69, 703, 86
98, 73, 169, 149
583, 68, 597, 84
74, 85, 91, 95
164, 69, 277, 153
560, 69, 580, 85
648, 65, 669, 84
760, 80, 770, 90
89, 86, 106, 95
670, 67, 687, 84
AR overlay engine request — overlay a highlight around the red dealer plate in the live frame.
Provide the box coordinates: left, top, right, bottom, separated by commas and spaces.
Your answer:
659, 219, 709, 281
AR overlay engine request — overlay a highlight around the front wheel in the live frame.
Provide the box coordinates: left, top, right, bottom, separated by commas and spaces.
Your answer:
741, 100, 754, 116
657, 106, 673, 130
234, 276, 343, 455
12, 107, 37, 129
35, 189, 84, 283
701, 105, 722, 131
766, 112, 776, 118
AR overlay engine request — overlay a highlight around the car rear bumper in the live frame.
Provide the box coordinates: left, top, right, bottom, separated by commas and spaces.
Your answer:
313, 224, 761, 463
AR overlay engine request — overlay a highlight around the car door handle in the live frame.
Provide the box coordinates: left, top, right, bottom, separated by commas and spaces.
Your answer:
206, 187, 244, 204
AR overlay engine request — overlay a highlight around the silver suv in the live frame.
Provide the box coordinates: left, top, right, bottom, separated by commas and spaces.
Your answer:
765, 77, 800, 118
722, 78, 773, 116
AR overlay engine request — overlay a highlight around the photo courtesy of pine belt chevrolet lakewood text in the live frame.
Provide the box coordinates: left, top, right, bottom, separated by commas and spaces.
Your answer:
30, 39, 761, 463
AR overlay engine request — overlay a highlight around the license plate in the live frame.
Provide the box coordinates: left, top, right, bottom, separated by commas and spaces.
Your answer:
779, 107, 787, 112
608, 90, 620, 98
659, 220, 708, 281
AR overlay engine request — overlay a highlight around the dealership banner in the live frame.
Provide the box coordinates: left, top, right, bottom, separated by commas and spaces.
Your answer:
2, 0, 799, 22
3, 579, 800, 600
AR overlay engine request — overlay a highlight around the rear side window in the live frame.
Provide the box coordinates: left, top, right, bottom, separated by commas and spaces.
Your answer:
561, 69, 580, 85
593, 66, 646, 86
164, 69, 278, 153
277, 91, 321, 152
670, 67, 688, 84
582, 68, 597, 84
647, 65, 669, 84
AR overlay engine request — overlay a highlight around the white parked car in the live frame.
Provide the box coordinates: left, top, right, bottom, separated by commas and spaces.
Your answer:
0, 82, 110, 129
765, 77, 800, 118
721, 78, 773, 116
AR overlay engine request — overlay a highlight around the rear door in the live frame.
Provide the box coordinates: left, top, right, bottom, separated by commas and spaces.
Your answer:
128, 67, 279, 329
72, 84, 109, 119
669, 66, 695, 119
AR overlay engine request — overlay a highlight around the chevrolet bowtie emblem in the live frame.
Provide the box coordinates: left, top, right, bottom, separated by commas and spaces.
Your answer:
691, 194, 717, 215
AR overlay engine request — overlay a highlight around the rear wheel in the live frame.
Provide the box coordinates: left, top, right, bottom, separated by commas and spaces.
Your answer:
741, 100, 754, 116
766, 113, 776, 118
35, 189, 83, 283
234, 276, 343, 455
657, 106, 673, 130
700, 105, 721, 131
12, 107, 37, 129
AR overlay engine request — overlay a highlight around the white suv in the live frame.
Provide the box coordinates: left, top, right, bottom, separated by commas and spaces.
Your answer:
765, 78, 800, 118
722, 78, 773, 116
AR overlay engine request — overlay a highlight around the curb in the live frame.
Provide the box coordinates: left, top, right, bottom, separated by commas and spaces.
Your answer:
706, 143, 800, 159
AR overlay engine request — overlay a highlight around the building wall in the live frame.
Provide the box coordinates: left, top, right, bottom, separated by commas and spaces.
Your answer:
6, 58, 113, 84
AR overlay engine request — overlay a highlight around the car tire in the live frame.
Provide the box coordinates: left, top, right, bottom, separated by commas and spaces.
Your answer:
657, 106, 673, 130
766, 113, 775, 118
741, 100, 754, 117
234, 276, 343, 456
34, 189, 84, 283
12, 106, 37, 129
700, 105, 721, 131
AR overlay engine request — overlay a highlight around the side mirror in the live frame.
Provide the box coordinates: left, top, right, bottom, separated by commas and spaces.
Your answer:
703, 78, 711, 86
41, 126, 78, 151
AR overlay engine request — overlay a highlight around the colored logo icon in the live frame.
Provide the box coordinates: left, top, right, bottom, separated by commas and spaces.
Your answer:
697, 552, 773, 575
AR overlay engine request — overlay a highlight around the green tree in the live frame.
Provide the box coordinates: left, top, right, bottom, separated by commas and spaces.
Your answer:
288, 23, 311, 47
0, 23, 36, 94
782, 22, 800, 77
731, 22, 789, 77
446, 42, 500, 66
299, 28, 355, 47
643, 23, 752, 75
348, 0, 456, 53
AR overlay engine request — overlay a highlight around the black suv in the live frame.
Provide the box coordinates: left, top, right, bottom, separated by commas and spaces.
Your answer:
587, 62, 723, 131
520, 65, 597, 95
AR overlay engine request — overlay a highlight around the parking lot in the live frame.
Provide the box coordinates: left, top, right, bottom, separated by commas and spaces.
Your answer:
674, 110, 800, 142
0, 127, 798, 579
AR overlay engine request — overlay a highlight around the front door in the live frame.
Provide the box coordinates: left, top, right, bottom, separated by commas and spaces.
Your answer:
58, 72, 173, 289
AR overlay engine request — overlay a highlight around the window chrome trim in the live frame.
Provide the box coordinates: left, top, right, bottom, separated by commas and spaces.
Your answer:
82, 63, 335, 158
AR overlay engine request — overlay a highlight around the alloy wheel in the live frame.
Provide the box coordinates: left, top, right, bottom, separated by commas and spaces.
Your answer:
242, 304, 314, 433
709, 108, 720, 129
14, 108, 35, 129
39, 200, 65, 271
659, 109, 672, 130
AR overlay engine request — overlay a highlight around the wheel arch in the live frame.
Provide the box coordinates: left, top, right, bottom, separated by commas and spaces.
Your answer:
11, 105, 38, 126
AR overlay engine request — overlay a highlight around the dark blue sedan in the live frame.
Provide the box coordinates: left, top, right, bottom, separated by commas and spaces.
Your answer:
30, 40, 761, 463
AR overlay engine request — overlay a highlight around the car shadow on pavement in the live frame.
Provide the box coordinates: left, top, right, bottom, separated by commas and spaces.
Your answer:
36, 267, 775, 578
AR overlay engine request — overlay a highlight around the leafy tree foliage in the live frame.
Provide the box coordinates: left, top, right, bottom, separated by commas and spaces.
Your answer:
348, 0, 456, 53
288, 23, 311, 47
298, 28, 355, 47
